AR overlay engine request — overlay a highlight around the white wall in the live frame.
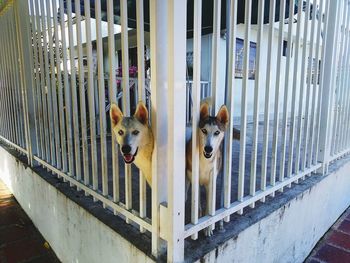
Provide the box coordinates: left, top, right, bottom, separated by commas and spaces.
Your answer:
0, 146, 154, 263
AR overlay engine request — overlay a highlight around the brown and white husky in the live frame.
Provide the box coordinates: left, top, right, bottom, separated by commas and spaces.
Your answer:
110, 102, 154, 186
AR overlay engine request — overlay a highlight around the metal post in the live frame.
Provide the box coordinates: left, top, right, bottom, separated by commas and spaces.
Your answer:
150, 0, 168, 258
317, 0, 341, 174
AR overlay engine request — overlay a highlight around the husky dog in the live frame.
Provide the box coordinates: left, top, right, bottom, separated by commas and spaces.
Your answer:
186, 102, 239, 236
110, 102, 154, 186
110, 100, 239, 237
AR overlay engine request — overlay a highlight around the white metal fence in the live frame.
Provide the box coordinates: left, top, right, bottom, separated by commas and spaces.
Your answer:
0, 0, 349, 261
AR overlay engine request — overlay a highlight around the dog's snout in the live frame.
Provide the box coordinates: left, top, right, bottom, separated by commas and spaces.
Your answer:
121, 145, 131, 154
204, 145, 213, 153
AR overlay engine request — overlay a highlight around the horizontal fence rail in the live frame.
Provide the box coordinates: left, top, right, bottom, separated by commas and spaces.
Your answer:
0, 0, 350, 262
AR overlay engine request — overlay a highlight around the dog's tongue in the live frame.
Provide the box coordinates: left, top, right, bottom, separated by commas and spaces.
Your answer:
124, 154, 133, 162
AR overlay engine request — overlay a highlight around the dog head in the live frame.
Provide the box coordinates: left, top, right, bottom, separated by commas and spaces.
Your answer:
110, 102, 150, 164
198, 102, 229, 159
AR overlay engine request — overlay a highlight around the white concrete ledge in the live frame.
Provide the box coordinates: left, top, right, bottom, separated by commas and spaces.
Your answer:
0, 145, 154, 263
1, 143, 350, 263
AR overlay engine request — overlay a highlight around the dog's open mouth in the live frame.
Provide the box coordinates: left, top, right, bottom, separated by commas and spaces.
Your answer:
123, 148, 138, 164
203, 151, 212, 159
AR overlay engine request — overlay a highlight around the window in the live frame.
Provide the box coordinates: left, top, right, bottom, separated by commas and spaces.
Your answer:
235, 38, 256, 80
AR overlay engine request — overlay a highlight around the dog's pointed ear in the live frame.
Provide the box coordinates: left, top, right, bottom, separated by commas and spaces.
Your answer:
200, 102, 210, 120
110, 103, 123, 128
134, 101, 148, 125
216, 105, 229, 127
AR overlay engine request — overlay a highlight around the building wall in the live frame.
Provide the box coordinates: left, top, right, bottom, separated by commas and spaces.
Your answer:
186, 18, 315, 118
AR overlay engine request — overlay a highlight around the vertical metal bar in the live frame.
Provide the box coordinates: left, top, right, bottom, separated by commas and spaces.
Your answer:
330, 0, 343, 157
223, 0, 238, 221
341, 3, 350, 151
136, 0, 146, 232
84, 0, 98, 190
95, 0, 108, 198
35, 0, 49, 162
39, 0, 54, 164
52, 0, 67, 173
13, 6, 26, 150
271, 0, 287, 185
107, 0, 119, 206
279, 0, 295, 184
309, 0, 325, 166
75, 0, 89, 186
167, 0, 186, 260
59, 0, 74, 178
261, 0, 276, 198
284, 0, 303, 180
238, 0, 251, 212
317, 0, 340, 174
120, 0, 132, 221
46, 0, 61, 168
5, 11, 18, 147
0, 19, 10, 142
12, 7, 26, 149
40, 0, 55, 163
67, 0, 82, 180
210, 0, 221, 113
295, 0, 311, 174
29, 0, 41, 159
3, 12, 12, 144
330, 0, 345, 156
302, 0, 320, 171
334, 1, 349, 155
314, 0, 330, 164
4, 13, 16, 146
0, 24, 5, 138
249, 0, 264, 207
190, 0, 202, 239
7, 8, 22, 148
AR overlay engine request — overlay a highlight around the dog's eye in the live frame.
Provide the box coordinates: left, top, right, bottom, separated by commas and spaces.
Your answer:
132, 130, 139, 136
201, 129, 207, 134
118, 130, 124, 136
214, 130, 220, 136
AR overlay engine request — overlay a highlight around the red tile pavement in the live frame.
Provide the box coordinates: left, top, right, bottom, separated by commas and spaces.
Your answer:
306, 207, 350, 263
0, 179, 60, 263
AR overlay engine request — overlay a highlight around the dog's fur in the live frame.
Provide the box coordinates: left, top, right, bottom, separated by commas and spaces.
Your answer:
110, 102, 154, 186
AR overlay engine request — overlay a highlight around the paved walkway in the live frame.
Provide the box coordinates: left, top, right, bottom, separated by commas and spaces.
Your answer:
0, 179, 60, 263
306, 207, 350, 263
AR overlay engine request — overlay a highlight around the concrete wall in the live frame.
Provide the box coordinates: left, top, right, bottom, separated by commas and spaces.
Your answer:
195, 158, 350, 263
0, 146, 154, 263
2, 143, 349, 263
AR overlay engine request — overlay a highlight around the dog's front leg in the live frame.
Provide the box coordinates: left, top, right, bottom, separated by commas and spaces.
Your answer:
185, 174, 190, 202
204, 173, 216, 237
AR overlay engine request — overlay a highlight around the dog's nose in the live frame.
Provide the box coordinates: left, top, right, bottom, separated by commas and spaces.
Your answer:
204, 145, 213, 153
121, 145, 131, 154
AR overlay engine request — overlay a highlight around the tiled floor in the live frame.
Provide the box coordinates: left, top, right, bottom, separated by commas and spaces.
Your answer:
0, 179, 60, 263
306, 207, 350, 263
